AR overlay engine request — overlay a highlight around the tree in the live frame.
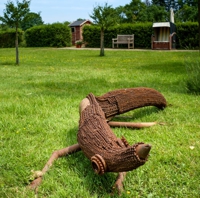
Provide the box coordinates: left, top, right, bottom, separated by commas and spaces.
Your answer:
124, 0, 147, 23
0, 0, 30, 65
115, 6, 129, 23
175, 4, 198, 22
139, 4, 168, 22
76, 18, 86, 21
90, 3, 118, 56
152, 0, 166, 7
63, 21, 70, 26
21, 12, 43, 31
115, 0, 168, 23
198, 0, 200, 50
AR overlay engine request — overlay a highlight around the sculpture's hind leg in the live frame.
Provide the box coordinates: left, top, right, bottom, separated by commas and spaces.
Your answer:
113, 172, 127, 195
79, 87, 166, 129
28, 144, 81, 191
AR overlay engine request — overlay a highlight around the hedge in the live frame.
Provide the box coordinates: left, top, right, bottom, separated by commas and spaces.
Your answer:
1, 22, 198, 49
25, 23, 72, 47
83, 23, 152, 48
176, 22, 199, 49
0, 29, 23, 48
83, 22, 199, 49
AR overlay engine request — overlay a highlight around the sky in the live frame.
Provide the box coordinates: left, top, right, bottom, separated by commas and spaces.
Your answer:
0, 0, 131, 24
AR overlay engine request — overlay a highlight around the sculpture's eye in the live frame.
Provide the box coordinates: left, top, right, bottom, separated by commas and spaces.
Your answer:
91, 154, 107, 175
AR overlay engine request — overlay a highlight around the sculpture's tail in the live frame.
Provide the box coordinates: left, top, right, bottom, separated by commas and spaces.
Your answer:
95, 87, 167, 120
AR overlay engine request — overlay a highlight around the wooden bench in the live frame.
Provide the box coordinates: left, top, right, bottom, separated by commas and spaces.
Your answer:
112, 35, 134, 49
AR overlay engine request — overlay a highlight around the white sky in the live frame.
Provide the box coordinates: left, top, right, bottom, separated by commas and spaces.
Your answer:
0, 0, 131, 24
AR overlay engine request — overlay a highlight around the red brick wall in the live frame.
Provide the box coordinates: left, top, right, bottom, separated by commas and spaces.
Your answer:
71, 21, 92, 45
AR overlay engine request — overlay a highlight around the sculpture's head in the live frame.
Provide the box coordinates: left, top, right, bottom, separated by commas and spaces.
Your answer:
135, 143, 152, 160
91, 143, 151, 174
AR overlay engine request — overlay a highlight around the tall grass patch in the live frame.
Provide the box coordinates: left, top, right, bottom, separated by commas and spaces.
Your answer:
185, 55, 200, 94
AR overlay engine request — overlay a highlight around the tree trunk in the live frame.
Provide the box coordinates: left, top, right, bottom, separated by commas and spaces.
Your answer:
100, 29, 104, 56
15, 26, 19, 65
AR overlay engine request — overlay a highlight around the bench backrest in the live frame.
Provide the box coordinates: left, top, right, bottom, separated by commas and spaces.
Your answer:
117, 35, 134, 41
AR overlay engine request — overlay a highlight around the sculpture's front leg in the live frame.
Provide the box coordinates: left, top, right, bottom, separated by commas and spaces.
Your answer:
113, 172, 127, 194
28, 144, 81, 190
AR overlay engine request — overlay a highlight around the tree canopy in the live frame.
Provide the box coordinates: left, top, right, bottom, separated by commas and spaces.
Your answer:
21, 12, 43, 30
0, 0, 31, 28
114, 0, 198, 23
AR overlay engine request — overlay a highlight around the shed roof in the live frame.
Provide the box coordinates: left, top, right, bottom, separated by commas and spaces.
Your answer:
69, 20, 91, 27
153, 22, 170, 28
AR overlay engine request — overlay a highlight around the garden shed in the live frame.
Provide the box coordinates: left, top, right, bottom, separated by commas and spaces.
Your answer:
69, 20, 92, 45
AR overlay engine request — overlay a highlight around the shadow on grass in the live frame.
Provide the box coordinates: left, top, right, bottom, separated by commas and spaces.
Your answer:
65, 151, 117, 195
136, 62, 185, 75
0, 61, 16, 66
25, 76, 185, 98
112, 106, 161, 122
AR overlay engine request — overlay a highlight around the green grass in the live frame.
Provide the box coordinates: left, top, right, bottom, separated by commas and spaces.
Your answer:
0, 48, 200, 198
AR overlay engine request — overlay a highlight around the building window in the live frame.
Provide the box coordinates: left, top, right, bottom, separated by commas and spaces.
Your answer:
71, 27, 75, 33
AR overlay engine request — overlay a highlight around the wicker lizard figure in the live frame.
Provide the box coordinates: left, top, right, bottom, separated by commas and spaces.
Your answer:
29, 87, 167, 194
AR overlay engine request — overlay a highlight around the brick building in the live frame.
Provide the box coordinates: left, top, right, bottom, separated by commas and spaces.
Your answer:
69, 20, 92, 45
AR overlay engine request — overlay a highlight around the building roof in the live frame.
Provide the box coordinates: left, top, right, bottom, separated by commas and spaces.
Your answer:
69, 20, 91, 27
153, 22, 170, 28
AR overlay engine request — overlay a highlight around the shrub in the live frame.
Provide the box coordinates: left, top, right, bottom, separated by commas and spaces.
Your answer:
25, 23, 72, 47
0, 29, 23, 48
176, 22, 199, 49
185, 56, 200, 94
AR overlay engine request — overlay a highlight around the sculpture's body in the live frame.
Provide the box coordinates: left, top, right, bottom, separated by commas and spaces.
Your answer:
78, 93, 149, 174
29, 87, 167, 195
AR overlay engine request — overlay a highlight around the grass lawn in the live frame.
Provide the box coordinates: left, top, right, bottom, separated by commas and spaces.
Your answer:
0, 48, 199, 198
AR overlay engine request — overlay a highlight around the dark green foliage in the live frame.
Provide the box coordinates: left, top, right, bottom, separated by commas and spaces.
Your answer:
176, 22, 199, 49
116, 0, 197, 23
83, 25, 101, 48
21, 12, 44, 31
25, 23, 71, 47
0, 29, 23, 48
83, 22, 199, 49
175, 4, 198, 22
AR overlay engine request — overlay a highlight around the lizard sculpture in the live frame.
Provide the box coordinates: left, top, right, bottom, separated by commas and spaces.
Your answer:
29, 87, 167, 194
